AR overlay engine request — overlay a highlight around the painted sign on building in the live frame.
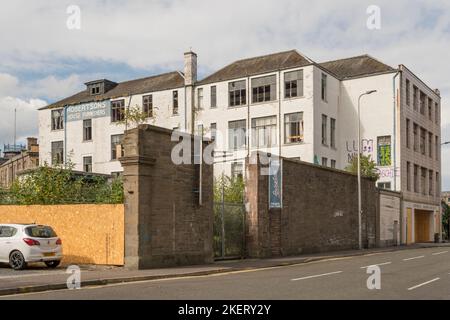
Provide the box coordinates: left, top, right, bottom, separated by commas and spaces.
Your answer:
66, 101, 111, 122
269, 159, 282, 209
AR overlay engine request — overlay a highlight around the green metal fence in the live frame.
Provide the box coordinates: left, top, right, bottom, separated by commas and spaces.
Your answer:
214, 202, 245, 259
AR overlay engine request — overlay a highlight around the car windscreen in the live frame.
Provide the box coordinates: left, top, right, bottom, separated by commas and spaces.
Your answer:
25, 226, 57, 238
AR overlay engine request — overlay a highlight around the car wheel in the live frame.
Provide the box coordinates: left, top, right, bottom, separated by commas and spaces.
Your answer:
9, 250, 27, 270
45, 260, 61, 268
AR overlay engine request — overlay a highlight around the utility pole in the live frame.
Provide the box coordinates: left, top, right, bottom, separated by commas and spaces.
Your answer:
13, 108, 17, 147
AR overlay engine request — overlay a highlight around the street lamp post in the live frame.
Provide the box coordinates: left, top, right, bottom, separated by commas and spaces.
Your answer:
357, 90, 377, 250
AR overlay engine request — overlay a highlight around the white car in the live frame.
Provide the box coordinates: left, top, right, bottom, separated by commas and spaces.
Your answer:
0, 224, 63, 270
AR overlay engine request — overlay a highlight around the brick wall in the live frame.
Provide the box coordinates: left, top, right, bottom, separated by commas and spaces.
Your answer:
120, 125, 214, 269
246, 153, 378, 258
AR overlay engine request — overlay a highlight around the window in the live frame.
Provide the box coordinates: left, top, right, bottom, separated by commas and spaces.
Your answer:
0, 226, 17, 238
413, 86, 418, 111
51, 141, 64, 165
111, 99, 125, 123
321, 73, 327, 101
197, 88, 204, 110
429, 170, 433, 196
414, 165, 419, 193
428, 133, 433, 158
90, 85, 100, 95
173, 91, 179, 115
405, 79, 410, 106
435, 102, 439, 124
51, 109, 64, 130
436, 172, 440, 197
330, 118, 336, 148
111, 134, 124, 160
406, 119, 410, 148
284, 112, 304, 144
252, 116, 277, 148
377, 136, 391, 166
436, 136, 439, 159
228, 120, 246, 150
421, 167, 427, 195
406, 162, 411, 191
428, 98, 433, 120
210, 86, 217, 108
331, 160, 336, 169
378, 182, 391, 190
321, 115, 328, 145
413, 123, 418, 151
284, 70, 303, 98
229, 80, 246, 107
143, 95, 153, 117
419, 92, 426, 115
83, 156, 92, 173
231, 162, 243, 180
83, 119, 92, 141
321, 157, 328, 167
251, 75, 276, 103
420, 128, 426, 155
210, 123, 217, 141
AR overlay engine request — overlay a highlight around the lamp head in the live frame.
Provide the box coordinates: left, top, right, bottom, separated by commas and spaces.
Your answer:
366, 90, 377, 95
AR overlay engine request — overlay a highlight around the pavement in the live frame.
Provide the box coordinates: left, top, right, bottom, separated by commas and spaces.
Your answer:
0, 242, 449, 299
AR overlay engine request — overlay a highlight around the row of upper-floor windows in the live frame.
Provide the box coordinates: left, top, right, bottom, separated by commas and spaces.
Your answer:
196, 70, 329, 109
405, 118, 439, 159
406, 161, 440, 197
50, 91, 180, 130
405, 78, 439, 124
207, 112, 334, 151
50, 134, 125, 168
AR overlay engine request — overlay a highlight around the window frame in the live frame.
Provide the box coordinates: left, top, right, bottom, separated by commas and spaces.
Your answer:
172, 90, 179, 115
143, 94, 153, 118
51, 141, 64, 166
284, 112, 304, 144
83, 119, 92, 142
83, 156, 93, 173
51, 109, 64, 131
229, 80, 247, 107
111, 99, 125, 123
111, 134, 124, 161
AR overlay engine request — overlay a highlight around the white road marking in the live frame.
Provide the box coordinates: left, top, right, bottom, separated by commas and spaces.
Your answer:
403, 255, 425, 261
360, 262, 392, 269
407, 278, 440, 291
291, 271, 343, 281
432, 251, 448, 256
0, 272, 67, 280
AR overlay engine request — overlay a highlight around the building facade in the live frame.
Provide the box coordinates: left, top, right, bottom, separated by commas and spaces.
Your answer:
0, 138, 39, 189
38, 49, 442, 244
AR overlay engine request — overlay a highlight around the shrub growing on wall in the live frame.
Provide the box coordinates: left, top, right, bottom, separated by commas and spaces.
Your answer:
3, 163, 124, 205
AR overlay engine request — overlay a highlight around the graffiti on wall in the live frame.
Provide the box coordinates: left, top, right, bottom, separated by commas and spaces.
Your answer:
376, 167, 400, 178
346, 139, 374, 163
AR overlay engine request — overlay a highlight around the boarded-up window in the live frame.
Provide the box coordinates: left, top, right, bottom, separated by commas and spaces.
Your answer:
377, 136, 391, 166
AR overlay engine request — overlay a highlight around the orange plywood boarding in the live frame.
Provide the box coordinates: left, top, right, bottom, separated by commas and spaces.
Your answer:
0, 204, 124, 265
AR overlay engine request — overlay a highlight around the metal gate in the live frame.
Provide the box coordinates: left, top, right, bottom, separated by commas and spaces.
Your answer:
213, 202, 245, 259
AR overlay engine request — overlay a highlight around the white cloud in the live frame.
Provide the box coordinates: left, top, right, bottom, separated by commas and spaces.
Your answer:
0, 97, 46, 147
32, 74, 82, 100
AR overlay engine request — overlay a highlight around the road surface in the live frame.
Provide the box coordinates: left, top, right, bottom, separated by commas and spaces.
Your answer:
2, 247, 450, 300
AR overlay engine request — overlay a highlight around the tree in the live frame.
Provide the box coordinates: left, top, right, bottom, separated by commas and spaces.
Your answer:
345, 154, 380, 180
115, 105, 154, 128
442, 201, 450, 241
214, 175, 245, 203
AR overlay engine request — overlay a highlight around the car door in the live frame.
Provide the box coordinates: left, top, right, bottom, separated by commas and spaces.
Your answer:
0, 227, 15, 262
0, 226, 8, 262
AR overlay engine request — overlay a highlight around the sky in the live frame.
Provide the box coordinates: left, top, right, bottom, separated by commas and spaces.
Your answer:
0, 0, 449, 188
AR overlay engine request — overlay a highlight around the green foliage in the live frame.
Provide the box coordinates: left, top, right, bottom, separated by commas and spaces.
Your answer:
442, 201, 450, 240
1, 162, 123, 205
214, 175, 245, 204
115, 105, 152, 128
345, 154, 380, 180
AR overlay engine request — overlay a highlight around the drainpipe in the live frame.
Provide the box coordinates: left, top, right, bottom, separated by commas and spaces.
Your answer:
278, 70, 282, 159
64, 106, 68, 168
393, 70, 401, 191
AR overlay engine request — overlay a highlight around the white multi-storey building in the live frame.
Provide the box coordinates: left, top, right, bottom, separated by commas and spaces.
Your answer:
39, 49, 442, 244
